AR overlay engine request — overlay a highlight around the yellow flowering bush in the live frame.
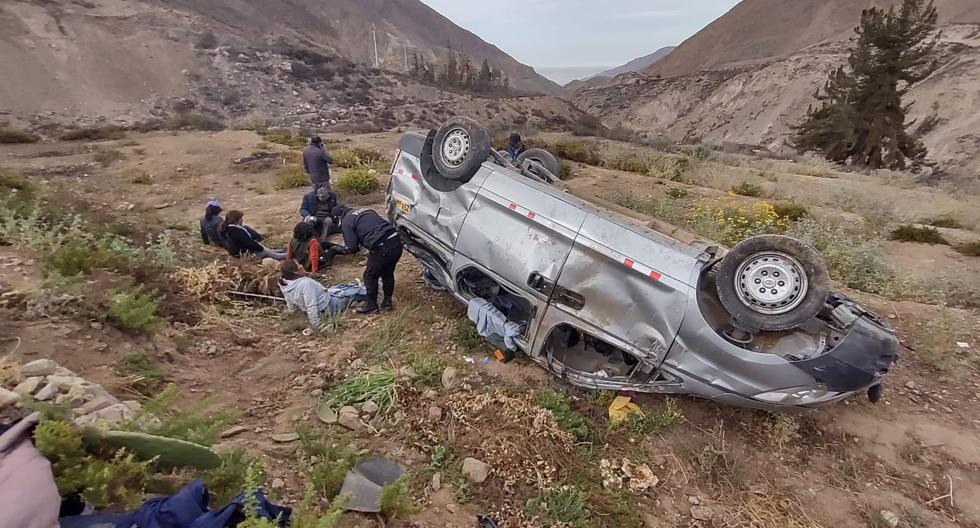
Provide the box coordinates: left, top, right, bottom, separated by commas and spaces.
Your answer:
692, 201, 787, 246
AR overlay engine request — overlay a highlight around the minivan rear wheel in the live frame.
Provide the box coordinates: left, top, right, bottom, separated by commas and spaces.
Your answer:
517, 148, 562, 183
715, 235, 830, 332
432, 117, 491, 181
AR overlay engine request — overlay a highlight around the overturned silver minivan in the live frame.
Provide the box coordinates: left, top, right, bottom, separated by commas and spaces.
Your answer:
385, 117, 898, 411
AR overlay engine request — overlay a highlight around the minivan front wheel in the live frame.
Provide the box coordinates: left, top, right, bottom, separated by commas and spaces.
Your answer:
715, 235, 830, 332
432, 117, 491, 181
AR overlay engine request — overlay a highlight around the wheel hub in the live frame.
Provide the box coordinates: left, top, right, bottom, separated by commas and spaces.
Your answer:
441, 128, 470, 167
734, 251, 808, 316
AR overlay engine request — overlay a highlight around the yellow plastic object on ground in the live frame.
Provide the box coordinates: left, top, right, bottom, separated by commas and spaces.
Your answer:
608, 395, 644, 424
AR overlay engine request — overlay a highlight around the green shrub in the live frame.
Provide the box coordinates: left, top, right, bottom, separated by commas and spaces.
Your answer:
126, 169, 152, 184
524, 487, 589, 528
44, 238, 123, 276
787, 219, 895, 293
649, 154, 690, 181
332, 146, 387, 169
687, 144, 713, 161
535, 390, 590, 442
408, 350, 449, 388
127, 384, 238, 446
261, 131, 308, 149
115, 352, 168, 394
107, 286, 160, 333
0, 127, 39, 144
93, 148, 124, 166
772, 201, 810, 222
924, 216, 961, 229
453, 318, 485, 351
602, 151, 651, 174
558, 160, 574, 180
166, 112, 224, 132
665, 187, 689, 199
60, 126, 126, 141
328, 370, 398, 411
203, 449, 260, 505
334, 168, 379, 194
891, 225, 947, 244
34, 420, 152, 508
621, 399, 683, 434
379, 475, 416, 520
957, 241, 980, 257
273, 164, 308, 190
297, 428, 360, 498
550, 140, 601, 165
354, 314, 406, 358
731, 181, 765, 197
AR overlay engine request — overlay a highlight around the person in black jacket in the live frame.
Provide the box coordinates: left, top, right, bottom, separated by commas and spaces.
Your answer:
299, 187, 339, 242
327, 205, 403, 314
222, 210, 286, 261
199, 199, 226, 248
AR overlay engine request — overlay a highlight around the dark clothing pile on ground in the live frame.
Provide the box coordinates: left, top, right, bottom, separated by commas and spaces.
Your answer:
302, 143, 333, 189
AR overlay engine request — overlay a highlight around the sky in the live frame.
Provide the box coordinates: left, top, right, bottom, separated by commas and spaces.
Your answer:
419, 0, 741, 83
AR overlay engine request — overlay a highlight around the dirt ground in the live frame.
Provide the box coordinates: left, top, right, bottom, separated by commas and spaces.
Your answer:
1, 130, 979, 528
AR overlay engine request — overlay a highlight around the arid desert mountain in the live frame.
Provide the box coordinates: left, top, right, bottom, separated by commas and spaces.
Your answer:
564, 46, 675, 93
574, 0, 980, 182
0, 0, 563, 129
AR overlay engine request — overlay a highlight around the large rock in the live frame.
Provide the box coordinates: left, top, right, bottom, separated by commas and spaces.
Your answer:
13, 377, 43, 396
34, 382, 61, 401
338, 406, 363, 431
75, 395, 117, 415
0, 387, 20, 409
461, 457, 490, 484
20, 359, 59, 377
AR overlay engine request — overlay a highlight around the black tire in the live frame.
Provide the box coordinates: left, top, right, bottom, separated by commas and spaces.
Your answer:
431, 116, 491, 181
517, 148, 562, 182
715, 235, 830, 332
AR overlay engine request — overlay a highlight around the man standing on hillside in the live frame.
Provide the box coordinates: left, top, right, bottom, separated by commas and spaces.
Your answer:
504, 132, 527, 161
303, 136, 334, 190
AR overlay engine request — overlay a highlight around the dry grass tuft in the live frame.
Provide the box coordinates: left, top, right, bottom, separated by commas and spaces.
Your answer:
171, 261, 243, 302
725, 492, 825, 528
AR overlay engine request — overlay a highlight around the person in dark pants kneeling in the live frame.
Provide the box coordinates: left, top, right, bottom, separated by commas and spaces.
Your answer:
326, 205, 403, 314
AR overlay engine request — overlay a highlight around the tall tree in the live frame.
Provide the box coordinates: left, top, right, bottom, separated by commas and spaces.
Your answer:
477, 59, 493, 91
793, 0, 939, 170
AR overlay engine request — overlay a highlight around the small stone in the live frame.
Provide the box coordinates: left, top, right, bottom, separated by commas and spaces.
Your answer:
690, 506, 714, 522
271, 433, 300, 443
350, 358, 367, 370
361, 400, 380, 415
221, 426, 249, 438
76, 395, 116, 415
0, 388, 20, 409
430, 472, 442, 492
446, 503, 459, 514
427, 405, 443, 422
905, 381, 916, 389
338, 406, 363, 431
422, 389, 438, 400
13, 377, 43, 396
20, 359, 59, 377
271, 478, 285, 489
311, 388, 323, 397
441, 367, 459, 389
92, 403, 136, 426
399, 366, 417, 379
461, 457, 489, 484
879, 510, 899, 528
688, 496, 701, 506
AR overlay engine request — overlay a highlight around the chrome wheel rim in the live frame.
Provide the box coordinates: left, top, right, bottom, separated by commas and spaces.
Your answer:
441, 128, 470, 168
734, 251, 808, 315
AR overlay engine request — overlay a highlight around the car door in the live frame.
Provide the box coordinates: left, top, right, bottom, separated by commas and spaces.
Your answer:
452, 171, 588, 342
539, 212, 699, 370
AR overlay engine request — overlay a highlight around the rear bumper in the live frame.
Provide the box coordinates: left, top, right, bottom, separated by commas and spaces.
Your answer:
792, 316, 898, 393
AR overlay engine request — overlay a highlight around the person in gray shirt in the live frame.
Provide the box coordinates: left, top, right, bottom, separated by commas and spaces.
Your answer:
302, 136, 334, 190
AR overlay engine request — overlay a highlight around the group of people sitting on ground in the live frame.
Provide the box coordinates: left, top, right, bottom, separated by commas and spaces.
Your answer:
197, 135, 404, 320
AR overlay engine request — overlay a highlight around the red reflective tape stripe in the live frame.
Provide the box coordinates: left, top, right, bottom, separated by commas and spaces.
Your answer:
509, 203, 518, 210
527, 211, 536, 219
624, 258, 634, 268
649, 270, 662, 281
411, 174, 418, 180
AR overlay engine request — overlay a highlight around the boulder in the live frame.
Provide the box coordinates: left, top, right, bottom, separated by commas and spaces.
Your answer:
461, 457, 490, 484
20, 359, 59, 377
13, 377, 43, 396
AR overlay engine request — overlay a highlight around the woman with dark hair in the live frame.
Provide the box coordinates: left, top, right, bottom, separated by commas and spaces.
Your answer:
286, 222, 321, 273
278, 260, 366, 331
199, 199, 226, 248
222, 210, 286, 260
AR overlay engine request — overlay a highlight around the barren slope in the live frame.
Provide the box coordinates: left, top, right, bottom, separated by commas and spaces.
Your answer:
564, 46, 675, 94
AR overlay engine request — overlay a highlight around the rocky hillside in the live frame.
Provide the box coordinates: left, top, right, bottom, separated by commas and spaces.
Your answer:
0, 0, 564, 131
564, 46, 675, 93
575, 2, 980, 182
646, 0, 980, 78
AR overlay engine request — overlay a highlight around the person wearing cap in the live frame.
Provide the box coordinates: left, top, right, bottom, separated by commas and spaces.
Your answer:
299, 186, 340, 242
504, 132, 527, 161
302, 136, 334, 190
199, 199, 227, 248
324, 205, 403, 314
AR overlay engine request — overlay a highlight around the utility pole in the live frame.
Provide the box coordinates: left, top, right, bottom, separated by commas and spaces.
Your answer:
372, 24, 379, 68
403, 44, 408, 71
